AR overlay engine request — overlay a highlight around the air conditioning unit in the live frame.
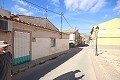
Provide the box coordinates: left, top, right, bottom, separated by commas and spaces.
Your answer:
0, 19, 13, 31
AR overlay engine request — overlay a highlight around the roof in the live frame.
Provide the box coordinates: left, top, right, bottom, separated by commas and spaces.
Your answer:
93, 18, 120, 29
15, 15, 59, 31
0, 14, 59, 32
62, 29, 78, 34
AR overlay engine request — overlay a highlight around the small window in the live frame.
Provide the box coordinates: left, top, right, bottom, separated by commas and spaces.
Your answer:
117, 29, 120, 34
32, 37, 36, 42
100, 29, 107, 34
51, 38, 56, 47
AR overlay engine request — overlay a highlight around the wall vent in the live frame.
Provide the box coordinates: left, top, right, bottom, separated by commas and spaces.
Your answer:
0, 19, 12, 31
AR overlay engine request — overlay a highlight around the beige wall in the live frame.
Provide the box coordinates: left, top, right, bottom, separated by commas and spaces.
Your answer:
13, 22, 69, 60
32, 38, 69, 60
0, 20, 69, 60
0, 8, 10, 17
61, 33, 69, 39
13, 22, 59, 38
13, 22, 69, 39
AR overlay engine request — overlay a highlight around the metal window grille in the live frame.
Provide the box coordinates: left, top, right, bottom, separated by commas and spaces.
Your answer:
51, 38, 56, 47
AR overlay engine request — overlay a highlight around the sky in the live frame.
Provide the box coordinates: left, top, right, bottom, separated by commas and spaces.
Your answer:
0, 0, 120, 34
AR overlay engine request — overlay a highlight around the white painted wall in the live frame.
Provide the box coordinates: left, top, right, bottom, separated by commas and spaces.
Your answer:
32, 38, 69, 60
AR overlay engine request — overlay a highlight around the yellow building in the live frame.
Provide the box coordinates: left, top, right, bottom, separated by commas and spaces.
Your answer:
91, 18, 120, 49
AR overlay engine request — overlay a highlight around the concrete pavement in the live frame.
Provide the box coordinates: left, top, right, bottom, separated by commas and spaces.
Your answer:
95, 49, 120, 80
40, 47, 97, 80
12, 46, 120, 80
12, 49, 73, 75
12, 48, 83, 80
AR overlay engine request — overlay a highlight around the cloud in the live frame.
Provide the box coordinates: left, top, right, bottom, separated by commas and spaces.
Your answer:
51, 0, 60, 4
12, 0, 27, 6
17, 0, 28, 6
64, 0, 107, 13
12, 5, 33, 15
12, 0, 41, 13
103, 14, 108, 18
50, 0, 60, 7
90, 0, 106, 13
113, 0, 120, 15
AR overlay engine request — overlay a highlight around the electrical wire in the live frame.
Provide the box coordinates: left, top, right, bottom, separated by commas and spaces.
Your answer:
22, 0, 61, 15
63, 15, 73, 29
22, 0, 73, 30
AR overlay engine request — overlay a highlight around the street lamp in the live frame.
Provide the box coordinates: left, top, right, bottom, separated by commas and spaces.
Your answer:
95, 26, 99, 56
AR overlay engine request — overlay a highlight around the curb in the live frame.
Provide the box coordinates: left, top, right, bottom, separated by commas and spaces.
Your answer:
12, 49, 73, 75
89, 48, 111, 80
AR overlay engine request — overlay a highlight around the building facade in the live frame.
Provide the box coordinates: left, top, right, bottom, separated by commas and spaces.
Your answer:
62, 29, 81, 47
0, 8, 69, 65
90, 18, 120, 49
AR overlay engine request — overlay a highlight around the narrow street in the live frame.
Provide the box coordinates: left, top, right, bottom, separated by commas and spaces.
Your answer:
12, 48, 82, 80
40, 47, 97, 80
12, 47, 100, 80
0, 1, 120, 80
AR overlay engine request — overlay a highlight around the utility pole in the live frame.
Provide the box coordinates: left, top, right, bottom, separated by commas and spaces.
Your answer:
61, 13, 63, 39
95, 26, 99, 56
46, 7, 48, 28
1, 0, 4, 9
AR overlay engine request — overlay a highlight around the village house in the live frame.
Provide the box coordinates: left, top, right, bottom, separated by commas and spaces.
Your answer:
0, 8, 69, 65
62, 29, 81, 47
90, 18, 120, 50
80, 33, 90, 46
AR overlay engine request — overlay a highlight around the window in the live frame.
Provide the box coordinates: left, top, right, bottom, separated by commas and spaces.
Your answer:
51, 38, 56, 47
117, 29, 120, 34
99, 29, 107, 34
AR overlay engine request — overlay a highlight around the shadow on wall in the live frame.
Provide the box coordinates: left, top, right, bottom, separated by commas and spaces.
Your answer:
53, 70, 85, 80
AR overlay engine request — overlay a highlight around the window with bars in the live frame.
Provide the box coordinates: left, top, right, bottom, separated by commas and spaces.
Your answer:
51, 38, 56, 47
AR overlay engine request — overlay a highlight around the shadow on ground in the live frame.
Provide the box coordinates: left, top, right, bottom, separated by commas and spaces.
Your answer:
53, 70, 85, 80
12, 47, 83, 80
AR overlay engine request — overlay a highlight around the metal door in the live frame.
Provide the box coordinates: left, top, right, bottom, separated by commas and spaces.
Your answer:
14, 31, 30, 65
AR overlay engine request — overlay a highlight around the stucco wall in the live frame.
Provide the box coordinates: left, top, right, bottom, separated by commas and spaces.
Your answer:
12, 22, 69, 39
13, 22, 58, 37
98, 38, 120, 45
0, 20, 69, 61
32, 38, 69, 60
92, 18, 120, 46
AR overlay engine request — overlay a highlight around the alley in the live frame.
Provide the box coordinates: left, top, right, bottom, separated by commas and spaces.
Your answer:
40, 47, 96, 80
12, 48, 82, 80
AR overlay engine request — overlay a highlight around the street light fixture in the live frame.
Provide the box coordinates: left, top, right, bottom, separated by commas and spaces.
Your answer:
95, 26, 99, 56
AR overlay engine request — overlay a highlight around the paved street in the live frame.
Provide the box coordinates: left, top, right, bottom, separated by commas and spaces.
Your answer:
12, 48, 83, 80
12, 47, 120, 80
40, 47, 97, 80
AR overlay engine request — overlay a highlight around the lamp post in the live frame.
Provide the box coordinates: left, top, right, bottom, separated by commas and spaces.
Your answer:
95, 26, 99, 56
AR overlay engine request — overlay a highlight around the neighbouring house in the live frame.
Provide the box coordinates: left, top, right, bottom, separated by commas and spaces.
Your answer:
0, 8, 69, 65
90, 18, 120, 49
62, 29, 81, 47
80, 33, 90, 46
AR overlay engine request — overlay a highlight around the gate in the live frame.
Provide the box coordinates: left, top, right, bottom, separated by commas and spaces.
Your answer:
13, 31, 30, 65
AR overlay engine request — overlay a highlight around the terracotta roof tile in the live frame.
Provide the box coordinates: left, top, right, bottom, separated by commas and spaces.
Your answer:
0, 14, 60, 32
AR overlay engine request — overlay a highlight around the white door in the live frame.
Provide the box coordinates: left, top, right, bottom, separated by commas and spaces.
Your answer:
14, 31, 30, 65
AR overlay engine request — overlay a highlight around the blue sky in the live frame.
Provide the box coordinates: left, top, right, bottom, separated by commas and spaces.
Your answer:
0, 0, 120, 34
